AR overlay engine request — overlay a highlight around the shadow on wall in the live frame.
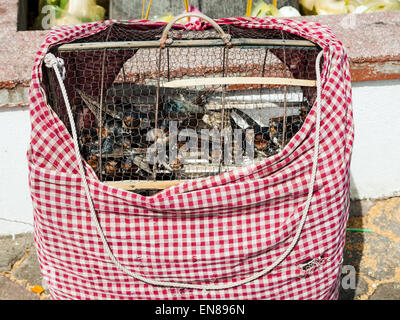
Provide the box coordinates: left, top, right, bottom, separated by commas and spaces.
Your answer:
338, 173, 369, 300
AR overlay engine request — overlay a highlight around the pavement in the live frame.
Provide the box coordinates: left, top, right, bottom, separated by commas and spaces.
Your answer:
1, 197, 400, 300
339, 196, 400, 300
0, 233, 49, 300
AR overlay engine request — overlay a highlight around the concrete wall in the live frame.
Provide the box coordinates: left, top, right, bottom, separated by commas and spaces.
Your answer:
350, 79, 400, 200
0, 107, 33, 235
1, 79, 400, 235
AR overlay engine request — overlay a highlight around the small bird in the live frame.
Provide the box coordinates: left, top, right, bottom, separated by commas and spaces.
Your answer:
101, 136, 115, 155
128, 154, 152, 175
190, 89, 210, 107
269, 115, 303, 149
269, 117, 283, 148
104, 120, 128, 137
104, 160, 118, 176
163, 98, 205, 114
300, 104, 310, 122
121, 136, 132, 150
87, 155, 99, 172
96, 127, 108, 140
157, 119, 170, 133
84, 141, 101, 157
121, 157, 133, 174
170, 159, 183, 170
289, 116, 303, 136
202, 112, 223, 130
254, 134, 268, 151
80, 127, 97, 145
147, 128, 169, 148
87, 136, 122, 157
122, 111, 141, 129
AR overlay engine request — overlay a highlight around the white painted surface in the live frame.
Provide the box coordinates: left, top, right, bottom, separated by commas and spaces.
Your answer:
0, 79, 400, 234
0, 87, 30, 108
350, 79, 400, 200
0, 107, 33, 235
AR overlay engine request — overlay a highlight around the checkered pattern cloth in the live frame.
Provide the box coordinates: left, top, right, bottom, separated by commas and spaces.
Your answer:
28, 17, 353, 300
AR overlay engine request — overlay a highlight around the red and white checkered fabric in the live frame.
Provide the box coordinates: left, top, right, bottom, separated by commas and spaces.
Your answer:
28, 17, 353, 300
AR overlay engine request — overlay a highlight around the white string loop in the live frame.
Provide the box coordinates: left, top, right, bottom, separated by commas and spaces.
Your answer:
44, 53, 66, 80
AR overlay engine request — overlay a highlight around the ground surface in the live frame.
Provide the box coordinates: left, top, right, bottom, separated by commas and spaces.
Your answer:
339, 197, 400, 300
1, 197, 400, 300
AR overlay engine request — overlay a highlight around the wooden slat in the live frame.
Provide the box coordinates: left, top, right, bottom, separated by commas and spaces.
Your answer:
162, 77, 317, 88
205, 101, 301, 110
56, 38, 317, 52
105, 180, 185, 191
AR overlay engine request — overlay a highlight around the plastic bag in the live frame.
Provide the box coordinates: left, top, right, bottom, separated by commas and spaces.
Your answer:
359, 0, 400, 12
251, 0, 281, 17
55, 0, 106, 26
249, 1, 301, 17
300, 0, 400, 15
156, 6, 202, 24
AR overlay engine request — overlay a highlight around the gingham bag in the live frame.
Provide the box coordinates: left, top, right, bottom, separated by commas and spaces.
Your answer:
28, 17, 353, 300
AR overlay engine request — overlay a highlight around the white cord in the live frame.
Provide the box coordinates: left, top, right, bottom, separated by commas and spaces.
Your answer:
44, 54, 66, 80
44, 50, 324, 290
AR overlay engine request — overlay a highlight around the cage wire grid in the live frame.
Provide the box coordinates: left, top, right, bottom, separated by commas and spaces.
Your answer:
44, 24, 321, 195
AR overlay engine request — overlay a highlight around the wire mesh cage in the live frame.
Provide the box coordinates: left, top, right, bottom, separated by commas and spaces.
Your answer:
44, 13, 321, 195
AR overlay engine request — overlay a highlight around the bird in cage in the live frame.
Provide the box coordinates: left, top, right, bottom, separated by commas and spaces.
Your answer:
98, 137, 114, 155
269, 115, 304, 149
162, 97, 205, 115
104, 160, 119, 176
104, 119, 129, 137
79, 127, 97, 145
78, 85, 207, 138
122, 111, 141, 129
230, 108, 270, 155
121, 136, 132, 150
87, 155, 99, 173
84, 136, 119, 157
300, 104, 310, 121
254, 134, 268, 152
170, 159, 183, 171
130, 154, 153, 176
75, 80, 311, 180
121, 157, 134, 175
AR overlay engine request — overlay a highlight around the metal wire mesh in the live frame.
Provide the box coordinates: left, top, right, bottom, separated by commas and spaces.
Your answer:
44, 23, 321, 192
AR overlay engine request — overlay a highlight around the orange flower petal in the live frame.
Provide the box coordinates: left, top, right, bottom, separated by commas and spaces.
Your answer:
31, 285, 45, 294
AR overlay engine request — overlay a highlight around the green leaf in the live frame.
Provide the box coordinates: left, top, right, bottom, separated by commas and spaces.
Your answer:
60, 0, 69, 9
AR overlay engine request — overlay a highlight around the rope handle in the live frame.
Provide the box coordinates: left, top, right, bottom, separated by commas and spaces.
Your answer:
160, 12, 231, 48
44, 50, 323, 290
44, 54, 66, 80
